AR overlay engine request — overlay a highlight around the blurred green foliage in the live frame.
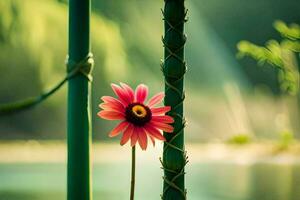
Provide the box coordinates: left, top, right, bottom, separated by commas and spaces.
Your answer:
275, 131, 295, 151
227, 134, 251, 145
237, 21, 300, 95
275, 21, 300, 41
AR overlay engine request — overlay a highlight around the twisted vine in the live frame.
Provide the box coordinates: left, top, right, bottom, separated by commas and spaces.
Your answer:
161, 0, 188, 199
0, 54, 94, 115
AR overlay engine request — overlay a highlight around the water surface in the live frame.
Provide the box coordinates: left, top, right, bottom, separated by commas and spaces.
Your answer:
0, 161, 299, 200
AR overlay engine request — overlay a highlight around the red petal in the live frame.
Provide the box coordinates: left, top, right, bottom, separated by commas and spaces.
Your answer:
120, 124, 134, 145
97, 110, 125, 120
151, 106, 171, 116
147, 92, 164, 108
101, 96, 125, 109
135, 84, 148, 103
137, 127, 148, 150
111, 84, 131, 105
144, 124, 166, 141
148, 134, 155, 147
99, 103, 125, 112
120, 82, 134, 103
151, 115, 174, 124
109, 121, 129, 137
131, 127, 138, 147
149, 121, 174, 133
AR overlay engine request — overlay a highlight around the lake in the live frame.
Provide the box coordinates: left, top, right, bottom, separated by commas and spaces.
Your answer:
0, 142, 300, 200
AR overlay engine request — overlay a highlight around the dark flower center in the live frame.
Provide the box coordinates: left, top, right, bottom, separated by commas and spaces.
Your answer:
125, 103, 152, 126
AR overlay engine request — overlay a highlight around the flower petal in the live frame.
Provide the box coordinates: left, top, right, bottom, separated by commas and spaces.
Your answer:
151, 106, 171, 116
135, 84, 148, 103
148, 135, 155, 147
120, 124, 134, 145
109, 121, 129, 137
151, 115, 174, 124
149, 121, 174, 133
120, 82, 134, 103
101, 96, 125, 109
131, 127, 138, 147
97, 110, 125, 120
144, 124, 166, 141
111, 83, 131, 105
147, 92, 164, 108
99, 103, 125, 112
137, 127, 148, 150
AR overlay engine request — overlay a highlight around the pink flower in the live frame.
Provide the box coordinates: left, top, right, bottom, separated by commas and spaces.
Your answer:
97, 83, 174, 150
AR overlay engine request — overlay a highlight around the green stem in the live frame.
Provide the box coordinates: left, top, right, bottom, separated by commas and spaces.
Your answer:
0, 77, 67, 115
67, 0, 92, 200
130, 146, 136, 200
162, 0, 187, 199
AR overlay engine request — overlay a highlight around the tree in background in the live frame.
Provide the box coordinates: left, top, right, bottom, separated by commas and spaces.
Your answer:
238, 21, 300, 96
237, 21, 300, 143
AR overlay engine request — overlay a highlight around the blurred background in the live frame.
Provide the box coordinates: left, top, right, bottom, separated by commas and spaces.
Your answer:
1, 0, 300, 199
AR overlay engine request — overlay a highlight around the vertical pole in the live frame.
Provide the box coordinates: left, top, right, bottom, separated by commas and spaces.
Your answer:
162, 0, 187, 199
67, 0, 92, 200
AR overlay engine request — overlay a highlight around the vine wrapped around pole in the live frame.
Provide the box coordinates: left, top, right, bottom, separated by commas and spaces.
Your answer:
161, 0, 188, 199
67, 0, 93, 199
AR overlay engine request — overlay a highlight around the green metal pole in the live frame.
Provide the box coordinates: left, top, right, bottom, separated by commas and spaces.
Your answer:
162, 0, 187, 199
67, 0, 92, 199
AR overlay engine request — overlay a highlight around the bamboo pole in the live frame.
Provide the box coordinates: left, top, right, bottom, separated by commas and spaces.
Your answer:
67, 0, 92, 199
162, 0, 187, 199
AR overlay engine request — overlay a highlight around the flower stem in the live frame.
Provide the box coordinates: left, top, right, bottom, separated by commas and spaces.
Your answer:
130, 146, 136, 200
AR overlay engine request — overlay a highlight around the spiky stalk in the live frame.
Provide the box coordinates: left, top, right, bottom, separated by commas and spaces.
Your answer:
67, 0, 93, 199
161, 0, 187, 199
